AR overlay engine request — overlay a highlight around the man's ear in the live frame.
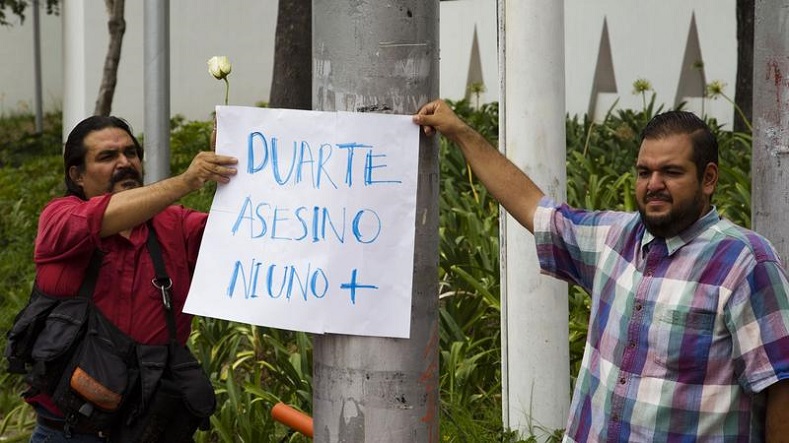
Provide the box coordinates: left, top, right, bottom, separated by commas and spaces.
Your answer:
702, 162, 718, 195
68, 165, 84, 186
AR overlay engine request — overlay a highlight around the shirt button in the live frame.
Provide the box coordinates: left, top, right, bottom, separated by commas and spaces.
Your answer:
634, 303, 643, 311
628, 341, 636, 349
619, 377, 626, 384
611, 414, 619, 422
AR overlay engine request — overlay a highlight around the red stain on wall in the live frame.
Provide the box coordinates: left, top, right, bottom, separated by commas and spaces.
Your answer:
766, 59, 787, 105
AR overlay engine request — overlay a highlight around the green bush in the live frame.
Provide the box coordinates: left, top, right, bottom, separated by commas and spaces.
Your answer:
0, 111, 63, 440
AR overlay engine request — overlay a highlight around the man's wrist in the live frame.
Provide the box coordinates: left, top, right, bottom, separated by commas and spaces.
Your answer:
146, 174, 196, 203
446, 122, 475, 144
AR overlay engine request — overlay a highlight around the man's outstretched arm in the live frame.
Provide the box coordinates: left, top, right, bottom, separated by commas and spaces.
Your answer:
101, 151, 237, 237
413, 99, 545, 233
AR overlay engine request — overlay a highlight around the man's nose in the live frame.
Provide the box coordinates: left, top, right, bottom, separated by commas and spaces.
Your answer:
116, 153, 131, 167
647, 172, 665, 191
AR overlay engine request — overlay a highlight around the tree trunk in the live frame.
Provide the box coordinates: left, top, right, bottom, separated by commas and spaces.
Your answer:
94, 0, 125, 116
268, 0, 311, 109
734, 0, 754, 132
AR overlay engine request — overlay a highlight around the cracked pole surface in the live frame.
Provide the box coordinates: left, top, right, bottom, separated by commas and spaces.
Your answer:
752, 0, 789, 260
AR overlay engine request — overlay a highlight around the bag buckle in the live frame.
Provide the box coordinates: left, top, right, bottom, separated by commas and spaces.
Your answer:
152, 278, 173, 309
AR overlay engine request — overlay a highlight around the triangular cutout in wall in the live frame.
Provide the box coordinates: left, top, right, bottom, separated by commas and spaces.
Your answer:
674, 12, 707, 107
464, 26, 486, 105
589, 18, 618, 120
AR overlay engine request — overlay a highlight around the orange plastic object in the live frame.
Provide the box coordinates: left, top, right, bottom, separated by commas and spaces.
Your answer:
271, 402, 314, 438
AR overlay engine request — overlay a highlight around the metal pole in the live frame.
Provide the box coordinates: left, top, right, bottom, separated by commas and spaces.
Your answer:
143, 0, 170, 183
32, 0, 44, 133
62, 0, 88, 141
752, 0, 789, 260
312, 1, 440, 441
498, 0, 570, 437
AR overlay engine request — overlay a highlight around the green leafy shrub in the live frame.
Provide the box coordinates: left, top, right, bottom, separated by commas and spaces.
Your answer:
0, 111, 63, 439
438, 102, 505, 441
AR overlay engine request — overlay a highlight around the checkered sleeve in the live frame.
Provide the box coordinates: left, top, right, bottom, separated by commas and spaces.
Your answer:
533, 197, 626, 292
727, 257, 789, 394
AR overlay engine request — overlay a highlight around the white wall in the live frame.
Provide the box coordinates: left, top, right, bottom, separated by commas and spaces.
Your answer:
439, 0, 499, 106
562, 0, 737, 125
0, 0, 739, 133
0, 8, 62, 115
62, 0, 278, 134
439, 0, 737, 126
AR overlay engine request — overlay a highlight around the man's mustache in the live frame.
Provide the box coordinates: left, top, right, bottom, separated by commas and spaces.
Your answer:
645, 191, 671, 203
110, 167, 142, 186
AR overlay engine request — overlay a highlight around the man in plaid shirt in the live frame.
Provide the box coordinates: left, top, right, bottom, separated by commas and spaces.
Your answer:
414, 100, 789, 442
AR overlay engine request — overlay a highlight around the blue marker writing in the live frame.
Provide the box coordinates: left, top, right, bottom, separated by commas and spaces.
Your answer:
231, 198, 382, 244
247, 131, 339, 189
227, 259, 329, 301
340, 269, 378, 304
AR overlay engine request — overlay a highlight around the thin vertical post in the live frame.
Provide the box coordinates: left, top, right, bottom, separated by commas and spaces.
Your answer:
143, 0, 170, 183
32, 0, 44, 133
499, 0, 570, 438
62, 0, 88, 140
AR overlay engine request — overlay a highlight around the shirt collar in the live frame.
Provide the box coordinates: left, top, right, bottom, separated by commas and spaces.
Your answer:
641, 206, 721, 257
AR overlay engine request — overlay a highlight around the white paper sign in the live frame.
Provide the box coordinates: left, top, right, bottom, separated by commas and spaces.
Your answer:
183, 106, 419, 338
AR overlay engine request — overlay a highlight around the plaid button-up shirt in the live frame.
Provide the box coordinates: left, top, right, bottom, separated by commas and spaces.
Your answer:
534, 197, 789, 442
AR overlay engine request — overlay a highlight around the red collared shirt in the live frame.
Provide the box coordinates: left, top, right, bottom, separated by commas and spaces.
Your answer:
34, 194, 208, 345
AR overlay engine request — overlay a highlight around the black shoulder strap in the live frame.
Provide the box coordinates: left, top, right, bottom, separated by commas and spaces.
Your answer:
77, 250, 104, 299
145, 222, 179, 348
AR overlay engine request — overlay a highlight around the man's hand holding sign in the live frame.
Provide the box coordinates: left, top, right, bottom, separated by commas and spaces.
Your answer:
184, 106, 419, 338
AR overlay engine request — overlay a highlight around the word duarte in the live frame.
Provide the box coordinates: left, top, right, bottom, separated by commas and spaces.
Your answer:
244, 131, 403, 189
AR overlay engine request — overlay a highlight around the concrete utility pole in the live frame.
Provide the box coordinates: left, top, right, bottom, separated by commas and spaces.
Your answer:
498, 0, 570, 438
312, 1, 439, 441
752, 0, 789, 260
143, 0, 170, 183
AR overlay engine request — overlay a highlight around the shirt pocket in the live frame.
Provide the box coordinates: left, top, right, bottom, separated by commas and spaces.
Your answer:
652, 307, 716, 378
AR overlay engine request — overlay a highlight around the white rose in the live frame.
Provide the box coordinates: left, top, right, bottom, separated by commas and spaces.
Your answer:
207, 56, 232, 80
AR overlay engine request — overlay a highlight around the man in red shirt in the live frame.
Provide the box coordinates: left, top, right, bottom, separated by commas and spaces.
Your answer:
28, 115, 237, 442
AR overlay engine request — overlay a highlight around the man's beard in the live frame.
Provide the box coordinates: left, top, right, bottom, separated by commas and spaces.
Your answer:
107, 167, 143, 193
637, 189, 704, 238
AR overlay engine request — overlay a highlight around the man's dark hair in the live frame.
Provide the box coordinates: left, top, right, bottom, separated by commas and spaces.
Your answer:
639, 110, 718, 180
63, 116, 143, 200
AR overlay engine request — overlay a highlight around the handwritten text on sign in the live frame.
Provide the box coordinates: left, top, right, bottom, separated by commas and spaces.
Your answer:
184, 106, 419, 338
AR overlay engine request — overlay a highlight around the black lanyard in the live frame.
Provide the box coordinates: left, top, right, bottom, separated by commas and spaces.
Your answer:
145, 222, 178, 349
